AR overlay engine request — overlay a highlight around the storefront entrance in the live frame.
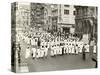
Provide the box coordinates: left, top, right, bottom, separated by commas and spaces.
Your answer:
63, 27, 70, 33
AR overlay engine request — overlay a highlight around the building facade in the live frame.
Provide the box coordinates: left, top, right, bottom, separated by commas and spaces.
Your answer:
16, 2, 30, 31
51, 4, 75, 34
74, 6, 97, 40
44, 4, 52, 32
30, 3, 44, 31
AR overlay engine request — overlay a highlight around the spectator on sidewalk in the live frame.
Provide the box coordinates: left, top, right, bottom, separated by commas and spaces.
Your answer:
82, 45, 86, 60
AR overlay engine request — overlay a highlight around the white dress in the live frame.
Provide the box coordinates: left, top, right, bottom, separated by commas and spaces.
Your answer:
25, 48, 30, 58
50, 46, 54, 56
31, 39, 35, 46
59, 46, 62, 55
32, 48, 36, 58
56, 45, 60, 55
44, 47, 48, 56
65, 44, 68, 54
40, 49, 44, 57
93, 45, 96, 53
36, 49, 40, 58
85, 44, 89, 52
54, 45, 57, 55
50, 42, 55, 56
71, 45, 75, 54
75, 46, 79, 54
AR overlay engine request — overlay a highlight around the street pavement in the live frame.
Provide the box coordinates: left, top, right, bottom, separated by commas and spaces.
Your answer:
26, 54, 96, 72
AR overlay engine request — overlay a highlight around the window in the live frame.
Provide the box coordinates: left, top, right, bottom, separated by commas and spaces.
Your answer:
64, 5, 70, 7
77, 9, 80, 15
52, 10, 57, 13
73, 11, 76, 15
64, 10, 69, 15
